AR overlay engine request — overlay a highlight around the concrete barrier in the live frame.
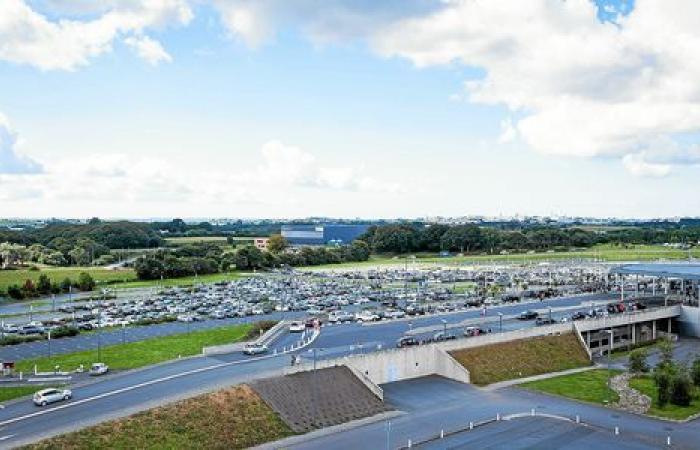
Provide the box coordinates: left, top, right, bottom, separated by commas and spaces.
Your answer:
202, 320, 290, 356
286, 344, 470, 386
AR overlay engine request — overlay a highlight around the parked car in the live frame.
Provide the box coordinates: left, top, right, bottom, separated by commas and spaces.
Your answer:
89, 362, 109, 376
517, 310, 539, 320
570, 311, 587, 321
243, 343, 268, 355
396, 336, 420, 348
328, 311, 354, 323
289, 321, 305, 333
432, 331, 456, 342
355, 311, 379, 322
535, 317, 557, 326
33, 388, 72, 406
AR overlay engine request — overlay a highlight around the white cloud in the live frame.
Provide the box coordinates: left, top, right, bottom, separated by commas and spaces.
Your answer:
370, 0, 700, 175
0, 115, 42, 174
497, 117, 516, 144
0, 0, 192, 70
622, 153, 671, 178
124, 35, 172, 65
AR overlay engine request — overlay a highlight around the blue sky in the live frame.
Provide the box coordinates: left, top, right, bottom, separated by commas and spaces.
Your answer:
0, 0, 698, 219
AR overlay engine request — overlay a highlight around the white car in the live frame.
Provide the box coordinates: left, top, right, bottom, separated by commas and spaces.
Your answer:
289, 321, 305, 333
328, 311, 353, 323
89, 362, 109, 376
33, 388, 72, 406
355, 311, 379, 322
243, 343, 268, 355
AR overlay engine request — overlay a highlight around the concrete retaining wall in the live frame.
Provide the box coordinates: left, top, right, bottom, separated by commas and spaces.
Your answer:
286, 345, 470, 386
437, 322, 572, 353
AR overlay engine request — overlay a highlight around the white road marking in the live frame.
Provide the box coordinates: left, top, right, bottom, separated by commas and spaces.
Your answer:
0, 434, 15, 441
0, 329, 319, 428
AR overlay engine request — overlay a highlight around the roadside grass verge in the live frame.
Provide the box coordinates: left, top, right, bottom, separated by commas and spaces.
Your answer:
23, 384, 294, 450
15, 324, 253, 373
449, 333, 592, 386
521, 369, 621, 405
0, 385, 58, 403
630, 376, 700, 420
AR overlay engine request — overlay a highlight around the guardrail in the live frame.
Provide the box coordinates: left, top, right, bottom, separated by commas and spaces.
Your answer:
574, 305, 681, 333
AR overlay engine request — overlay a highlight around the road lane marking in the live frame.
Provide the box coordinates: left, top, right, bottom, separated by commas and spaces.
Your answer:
0, 434, 15, 441
0, 329, 319, 427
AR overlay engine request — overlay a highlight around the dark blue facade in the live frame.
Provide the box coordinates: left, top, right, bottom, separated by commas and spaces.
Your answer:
281, 224, 370, 246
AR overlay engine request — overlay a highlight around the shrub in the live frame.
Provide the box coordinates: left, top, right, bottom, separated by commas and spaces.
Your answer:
51, 326, 80, 339
654, 369, 672, 407
691, 357, 700, 387
77, 272, 96, 291
628, 348, 649, 373
245, 320, 278, 340
658, 337, 674, 368
670, 371, 693, 407
6, 284, 24, 300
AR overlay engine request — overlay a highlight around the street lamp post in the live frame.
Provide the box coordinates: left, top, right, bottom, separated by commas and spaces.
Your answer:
47, 331, 51, 359
498, 312, 503, 333
441, 319, 447, 337
121, 323, 126, 345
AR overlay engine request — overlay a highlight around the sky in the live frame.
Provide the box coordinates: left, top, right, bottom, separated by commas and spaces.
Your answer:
0, 0, 699, 219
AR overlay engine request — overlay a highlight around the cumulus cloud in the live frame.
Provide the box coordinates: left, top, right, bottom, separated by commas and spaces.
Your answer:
0, 0, 191, 70
622, 153, 671, 178
0, 116, 42, 174
124, 35, 172, 65
249, 140, 403, 193
370, 0, 700, 176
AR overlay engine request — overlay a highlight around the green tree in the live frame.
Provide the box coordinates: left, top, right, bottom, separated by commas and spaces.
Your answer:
658, 337, 674, 369
628, 348, 649, 373
37, 274, 52, 295
670, 370, 693, 407
654, 369, 672, 407
77, 272, 96, 291
691, 356, 700, 386
267, 234, 288, 254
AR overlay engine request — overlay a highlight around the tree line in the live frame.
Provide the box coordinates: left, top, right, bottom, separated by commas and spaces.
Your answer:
358, 224, 700, 254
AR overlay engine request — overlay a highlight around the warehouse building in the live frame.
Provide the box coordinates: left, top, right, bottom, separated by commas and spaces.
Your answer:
281, 224, 370, 246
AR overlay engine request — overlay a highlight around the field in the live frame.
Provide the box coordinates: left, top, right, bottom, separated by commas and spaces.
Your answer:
0, 267, 137, 293
164, 236, 257, 245
521, 369, 621, 405
630, 376, 700, 420
304, 244, 700, 270
15, 324, 253, 373
25, 384, 294, 450
113, 271, 245, 289
448, 333, 592, 385
0, 385, 56, 403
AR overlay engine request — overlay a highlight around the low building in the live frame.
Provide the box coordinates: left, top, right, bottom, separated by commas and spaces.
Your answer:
281, 224, 370, 246
254, 238, 269, 251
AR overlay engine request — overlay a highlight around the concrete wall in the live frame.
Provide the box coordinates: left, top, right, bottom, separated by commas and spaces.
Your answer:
678, 305, 700, 337
574, 306, 680, 333
286, 345, 470, 387
437, 322, 573, 353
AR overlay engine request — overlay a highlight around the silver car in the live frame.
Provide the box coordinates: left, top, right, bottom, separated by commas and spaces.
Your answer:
33, 388, 72, 406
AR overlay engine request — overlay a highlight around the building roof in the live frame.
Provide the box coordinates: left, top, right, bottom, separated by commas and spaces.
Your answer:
611, 263, 700, 280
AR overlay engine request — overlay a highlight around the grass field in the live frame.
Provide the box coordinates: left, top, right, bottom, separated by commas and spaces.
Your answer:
25, 384, 294, 450
0, 385, 57, 403
15, 323, 253, 373
449, 333, 592, 385
305, 244, 700, 270
630, 376, 700, 420
0, 267, 137, 293
521, 369, 621, 405
113, 271, 245, 289
165, 236, 258, 245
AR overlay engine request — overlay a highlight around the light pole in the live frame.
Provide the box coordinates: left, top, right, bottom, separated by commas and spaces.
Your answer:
47, 330, 51, 359
121, 323, 126, 345
441, 319, 447, 337
605, 329, 614, 403
498, 312, 503, 333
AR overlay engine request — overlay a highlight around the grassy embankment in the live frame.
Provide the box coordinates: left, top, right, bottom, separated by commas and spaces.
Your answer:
24, 385, 293, 450
448, 333, 592, 386
15, 323, 255, 373
630, 376, 700, 420
305, 244, 700, 270
521, 369, 621, 404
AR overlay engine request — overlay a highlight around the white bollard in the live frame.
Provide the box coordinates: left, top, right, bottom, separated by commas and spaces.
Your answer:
407, 439, 412, 448
496, 413, 500, 421
469, 421, 473, 430
615, 426, 619, 435
575, 415, 580, 424
667, 436, 671, 446
440, 430, 444, 439
531, 408, 535, 416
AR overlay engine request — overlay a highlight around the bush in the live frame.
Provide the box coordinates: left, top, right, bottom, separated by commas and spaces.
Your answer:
77, 272, 96, 291
658, 337, 674, 368
51, 326, 80, 339
245, 320, 278, 340
6, 284, 24, 300
628, 348, 649, 373
654, 369, 672, 407
670, 371, 693, 407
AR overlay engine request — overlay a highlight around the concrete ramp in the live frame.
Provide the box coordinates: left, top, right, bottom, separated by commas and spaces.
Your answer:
249, 366, 391, 433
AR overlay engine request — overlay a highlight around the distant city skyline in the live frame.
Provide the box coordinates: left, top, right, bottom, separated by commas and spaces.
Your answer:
1, 0, 700, 218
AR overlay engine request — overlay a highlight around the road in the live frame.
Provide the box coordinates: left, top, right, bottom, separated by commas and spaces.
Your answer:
0, 292, 641, 448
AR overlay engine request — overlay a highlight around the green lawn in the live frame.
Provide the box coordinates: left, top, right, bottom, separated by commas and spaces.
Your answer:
0, 385, 57, 403
304, 244, 700, 270
113, 271, 245, 289
15, 324, 253, 373
0, 267, 137, 293
521, 369, 621, 405
630, 376, 700, 420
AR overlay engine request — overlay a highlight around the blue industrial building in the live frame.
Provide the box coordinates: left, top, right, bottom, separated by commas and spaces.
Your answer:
281, 224, 370, 246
